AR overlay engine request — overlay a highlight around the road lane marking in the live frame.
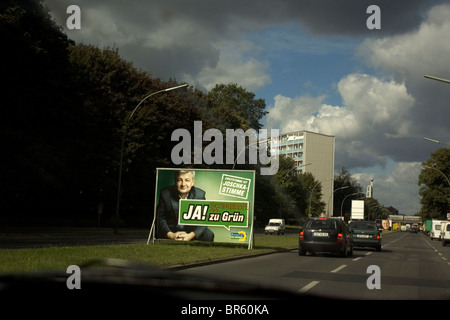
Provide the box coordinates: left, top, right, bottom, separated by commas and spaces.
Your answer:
352, 257, 362, 261
298, 280, 320, 293
365, 252, 372, 256
330, 264, 347, 273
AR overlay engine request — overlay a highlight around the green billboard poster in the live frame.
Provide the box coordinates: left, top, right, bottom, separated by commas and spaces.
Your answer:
148, 168, 255, 248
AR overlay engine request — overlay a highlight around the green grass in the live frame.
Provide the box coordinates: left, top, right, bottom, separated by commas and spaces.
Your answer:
0, 236, 298, 273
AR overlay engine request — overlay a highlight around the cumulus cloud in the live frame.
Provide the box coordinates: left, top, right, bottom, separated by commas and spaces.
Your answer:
184, 40, 271, 92
357, 3, 450, 139
265, 73, 415, 168
353, 162, 422, 214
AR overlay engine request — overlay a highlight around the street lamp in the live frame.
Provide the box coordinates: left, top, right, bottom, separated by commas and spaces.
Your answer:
422, 165, 450, 188
424, 75, 450, 84
114, 84, 188, 233
423, 137, 450, 147
328, 186, 349, 217
308, 178, 333, 217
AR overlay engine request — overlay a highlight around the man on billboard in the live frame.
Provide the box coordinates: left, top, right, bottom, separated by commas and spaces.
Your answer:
156, 170, 215, 242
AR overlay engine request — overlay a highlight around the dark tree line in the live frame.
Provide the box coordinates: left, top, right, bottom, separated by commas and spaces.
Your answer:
1, 0, 333, 228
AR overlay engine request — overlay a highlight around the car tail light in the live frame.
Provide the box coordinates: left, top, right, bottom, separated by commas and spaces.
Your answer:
299, 231, 304, 241
337, 233, 344, 242
373, 235, 380, 239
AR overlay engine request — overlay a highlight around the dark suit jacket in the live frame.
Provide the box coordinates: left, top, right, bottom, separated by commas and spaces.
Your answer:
156, 185, 207, 239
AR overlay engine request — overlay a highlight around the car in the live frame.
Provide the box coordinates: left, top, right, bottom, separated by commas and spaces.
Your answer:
265, 218, 286, 235
349, 220, 382, 251
430, 220, 446, 240
408, 226, 418, 233
299, 217, 353, 257
440, 221, 450, 247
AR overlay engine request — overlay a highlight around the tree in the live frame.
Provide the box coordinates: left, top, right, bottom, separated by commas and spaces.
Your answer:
418, 148, 450, 220
299, 171, 326, 218
203, 83, 267, 131
0, 0, 76, 219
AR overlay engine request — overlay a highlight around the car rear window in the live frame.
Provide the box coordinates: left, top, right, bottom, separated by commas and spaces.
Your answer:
305, 219, 338, 230
349, 222, 376, 230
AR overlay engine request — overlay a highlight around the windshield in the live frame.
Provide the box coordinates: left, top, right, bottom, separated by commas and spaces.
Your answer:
305, 219, 338, 230
2, 0, 450, 311
269, 222, 280, 226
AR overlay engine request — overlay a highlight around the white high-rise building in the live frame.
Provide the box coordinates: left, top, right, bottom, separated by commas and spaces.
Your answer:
272, 130, 335, 216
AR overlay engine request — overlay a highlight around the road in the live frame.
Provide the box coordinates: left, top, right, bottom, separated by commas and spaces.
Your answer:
178, 231, 450, 300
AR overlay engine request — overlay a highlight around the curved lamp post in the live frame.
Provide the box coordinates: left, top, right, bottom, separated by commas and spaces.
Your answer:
114, 84, 188, 233
422, 165, 450, 188
423, 137, 450, 147
308, 178, 333, 217
424, 75, 450, 84
327, 186, 349, 217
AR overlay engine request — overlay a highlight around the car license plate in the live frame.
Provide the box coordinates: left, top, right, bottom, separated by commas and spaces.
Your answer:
357, 234, 370, 238
313, 232, 328, 237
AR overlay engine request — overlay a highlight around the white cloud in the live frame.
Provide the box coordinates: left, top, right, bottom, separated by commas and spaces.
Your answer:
187, 40, 272, 92
353, 162, 421, 215
358, 4, 450, 79
265, 73, 414, 146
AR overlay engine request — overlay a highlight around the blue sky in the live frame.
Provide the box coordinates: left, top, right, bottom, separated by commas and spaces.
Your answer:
250, 24, 364, 111
47, 0, 450, 215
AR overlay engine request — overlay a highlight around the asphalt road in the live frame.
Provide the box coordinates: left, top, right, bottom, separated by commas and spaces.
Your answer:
178, 231, 450, 300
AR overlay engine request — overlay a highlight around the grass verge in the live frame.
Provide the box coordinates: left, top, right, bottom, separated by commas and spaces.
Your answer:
0, 235, 298, 273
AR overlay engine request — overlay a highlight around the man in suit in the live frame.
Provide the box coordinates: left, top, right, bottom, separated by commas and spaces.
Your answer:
156, 170, 215, 242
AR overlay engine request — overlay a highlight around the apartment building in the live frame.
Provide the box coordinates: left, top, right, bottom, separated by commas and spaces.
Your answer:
272, 130, 335, 216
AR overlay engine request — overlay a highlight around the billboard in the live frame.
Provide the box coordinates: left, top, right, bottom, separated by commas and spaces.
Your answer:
351, 200, 364, 220
148, 168, 255, 248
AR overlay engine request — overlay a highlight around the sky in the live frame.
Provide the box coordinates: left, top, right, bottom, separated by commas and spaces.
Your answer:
46, 0, 450, 215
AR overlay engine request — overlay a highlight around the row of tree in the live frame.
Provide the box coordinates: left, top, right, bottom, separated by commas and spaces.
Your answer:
418, 148, 450, 221
0, 0, 322, 227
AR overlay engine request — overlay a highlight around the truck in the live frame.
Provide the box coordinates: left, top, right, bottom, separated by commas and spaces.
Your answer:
430, 220, 447, 240
425, 220, 432, 235
440, 221, 450, 246
264, 219, 286, 235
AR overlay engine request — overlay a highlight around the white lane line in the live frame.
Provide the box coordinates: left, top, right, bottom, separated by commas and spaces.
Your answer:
298, 280, 320, 294
365, 252, 372, 256
352, 257, 362, 261
330, 264, 347, 273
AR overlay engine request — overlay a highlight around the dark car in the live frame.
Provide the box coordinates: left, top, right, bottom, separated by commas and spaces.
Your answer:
299, 217, 353, 257
349, 220, 382, 251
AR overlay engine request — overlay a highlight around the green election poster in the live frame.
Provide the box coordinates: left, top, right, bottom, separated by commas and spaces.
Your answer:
149, 168, 255, 247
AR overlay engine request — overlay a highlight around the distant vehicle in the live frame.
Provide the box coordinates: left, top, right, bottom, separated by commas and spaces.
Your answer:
430, 220, 446, 240
349, 221, 382, 251
299, 217, 353, 257
408, 226, 418, 233
440, 222, 450, 247
265, 219, 285, 235
425, 220, 432, 235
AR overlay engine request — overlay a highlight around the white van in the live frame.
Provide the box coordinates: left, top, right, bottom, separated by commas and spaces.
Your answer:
440, 221, 450, 246
265, 219, 286, 235
430, 220, 446, 240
